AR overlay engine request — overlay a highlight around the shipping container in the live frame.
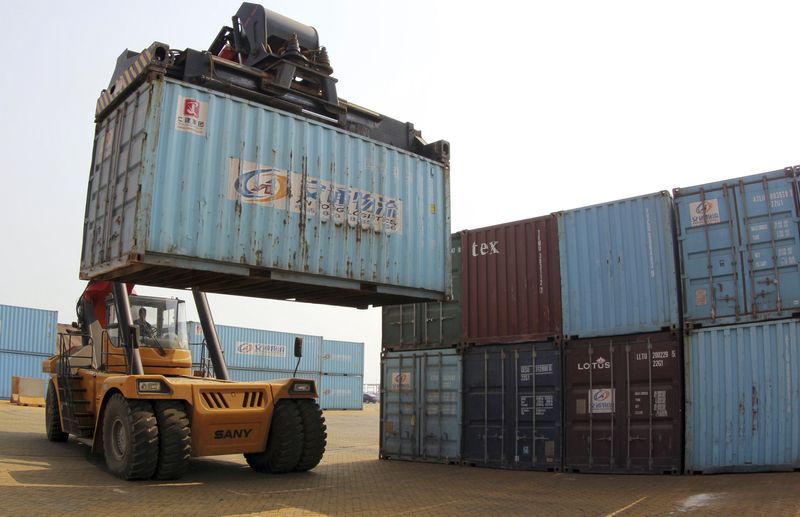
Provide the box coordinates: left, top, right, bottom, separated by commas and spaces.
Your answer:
558, 192, 679, 339
382, 233, 463, 351
321, 340, 364, 375
563, 332, 682, 474
0, 304, 58, 356
319, 374, 364, 410
227, 368, 321, 387
0, 351, 51, 399
462, 343, 562, 471
81, 77, 450, 308
380, 349, 461, 463
685, 319, 800, 473
674, 167, 800, 327
187, 321, 322, 372
462, 217, 561, 345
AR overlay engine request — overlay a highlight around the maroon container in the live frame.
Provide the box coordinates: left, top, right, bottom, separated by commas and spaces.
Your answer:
563, 331, 682, 474
462, 216, 562, 345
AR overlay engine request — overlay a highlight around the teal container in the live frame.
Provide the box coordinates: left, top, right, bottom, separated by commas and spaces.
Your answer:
380, 348, 461, 463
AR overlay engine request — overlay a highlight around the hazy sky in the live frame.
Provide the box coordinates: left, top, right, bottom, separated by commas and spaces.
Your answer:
1, 1, 799, 383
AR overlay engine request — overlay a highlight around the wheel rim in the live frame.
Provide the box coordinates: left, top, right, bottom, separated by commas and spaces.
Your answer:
111, 418, 127, 460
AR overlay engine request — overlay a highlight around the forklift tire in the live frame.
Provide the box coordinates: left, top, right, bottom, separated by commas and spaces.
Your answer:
245, 400, 303, 474
102, 394, 159, 480
153, 401, 191, 480
293, 399, 326, 472
45, 381, 68, 442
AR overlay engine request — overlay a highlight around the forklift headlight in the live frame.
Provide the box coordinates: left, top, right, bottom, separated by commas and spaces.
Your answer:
289, 381, 313, 394
137, 380, 170, 394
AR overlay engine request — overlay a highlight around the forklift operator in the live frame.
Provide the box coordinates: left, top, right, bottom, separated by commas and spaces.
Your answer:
135, 307, 156, 338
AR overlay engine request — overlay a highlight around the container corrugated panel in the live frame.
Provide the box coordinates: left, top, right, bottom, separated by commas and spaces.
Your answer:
685, 319, 800, 473
321, 340, 364, 375
319, 374, 363, 410
463, 217, 562, 345
0, 351, 51, 399
187, 321, 323, 371
558, 192, 680, 339
380, 349, 461, 463
462, 343, 562, 471
80, 78, 450, 308
0, 304, 58, 356
674, 167, 800, 327
563, 331, 682, 474
382, 233, 463, 351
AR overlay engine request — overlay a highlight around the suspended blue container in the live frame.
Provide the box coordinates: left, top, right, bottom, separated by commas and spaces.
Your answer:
558, 192, 680, 338
380, 348, 461, 463
674, 166, 800, 327
81, 78, 450, 308
685, 319, 800, 473
321, 340, 364, 375
319, 374, 363, 410
0, 351, 50, 399
0, 304, 58, 356
186, 321, 322, 372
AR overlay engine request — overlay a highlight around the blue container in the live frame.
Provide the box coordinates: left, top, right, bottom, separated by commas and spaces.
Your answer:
685, 319, 800, 473
227, 368, 321, 388
0, 304, 58, 356
558, 192, 680, 338
0, 351, 50, 399
319, 374, 363, 410
380, 348, 461, 463
81, 78, 450, 307
187, 321, 322, 372
321, 340, 364, 375
462, 342, 562, 471
675, 167, 800, 327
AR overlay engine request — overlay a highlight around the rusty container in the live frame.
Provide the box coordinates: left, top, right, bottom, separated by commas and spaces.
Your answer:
462, 216, 562, 345
563, 331, 682, 474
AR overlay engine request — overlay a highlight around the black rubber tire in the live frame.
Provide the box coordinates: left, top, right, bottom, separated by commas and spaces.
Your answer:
245, 400, 303, 474
153, 401, 191, 480
294, 399, 327, 472
102, 394, 159, 480
45, 381, 68, 442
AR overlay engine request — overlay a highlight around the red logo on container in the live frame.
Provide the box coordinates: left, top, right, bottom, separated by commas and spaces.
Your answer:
183, 98, 201, 118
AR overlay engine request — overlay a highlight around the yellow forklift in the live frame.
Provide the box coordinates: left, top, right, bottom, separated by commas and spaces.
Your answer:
44, 281, 326, 480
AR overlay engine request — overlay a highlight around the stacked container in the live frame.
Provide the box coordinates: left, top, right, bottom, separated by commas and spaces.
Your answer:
459, 216, 564, 471
380, 234, 465, 463
675, 166, 800, 473
557, 192, 683, 473
0, 304, 58, 399
187, 321, 364, 410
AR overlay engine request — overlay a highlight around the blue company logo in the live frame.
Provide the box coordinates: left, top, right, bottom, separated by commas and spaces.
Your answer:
234, 168, 288, 202
695, 200, 713, 215
592, 390, 611, 402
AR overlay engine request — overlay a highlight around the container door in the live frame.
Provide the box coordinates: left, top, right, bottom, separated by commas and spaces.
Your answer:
677, 184, 744, 325
508, 345, 562, 471
736, 174, 800, 317
564, 341, 617, 471
620, 336, 681, 473
462, 348, 506, 467
380, 353, 418, 459
422, 234, 463, 347
565, 333, 682, 473
419, 351, 461, 462
382, 304, 421, 349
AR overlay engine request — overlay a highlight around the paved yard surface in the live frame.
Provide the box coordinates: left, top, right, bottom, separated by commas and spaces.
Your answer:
0, 400, 798, 516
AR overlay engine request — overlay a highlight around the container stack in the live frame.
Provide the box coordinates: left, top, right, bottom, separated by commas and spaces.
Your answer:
187, 322, 364, 410
380, 234, 464, 464
0, 304, 57, 399
675, 167, 800, 473
557, 192, 683, 474
460, 216, 563, 471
